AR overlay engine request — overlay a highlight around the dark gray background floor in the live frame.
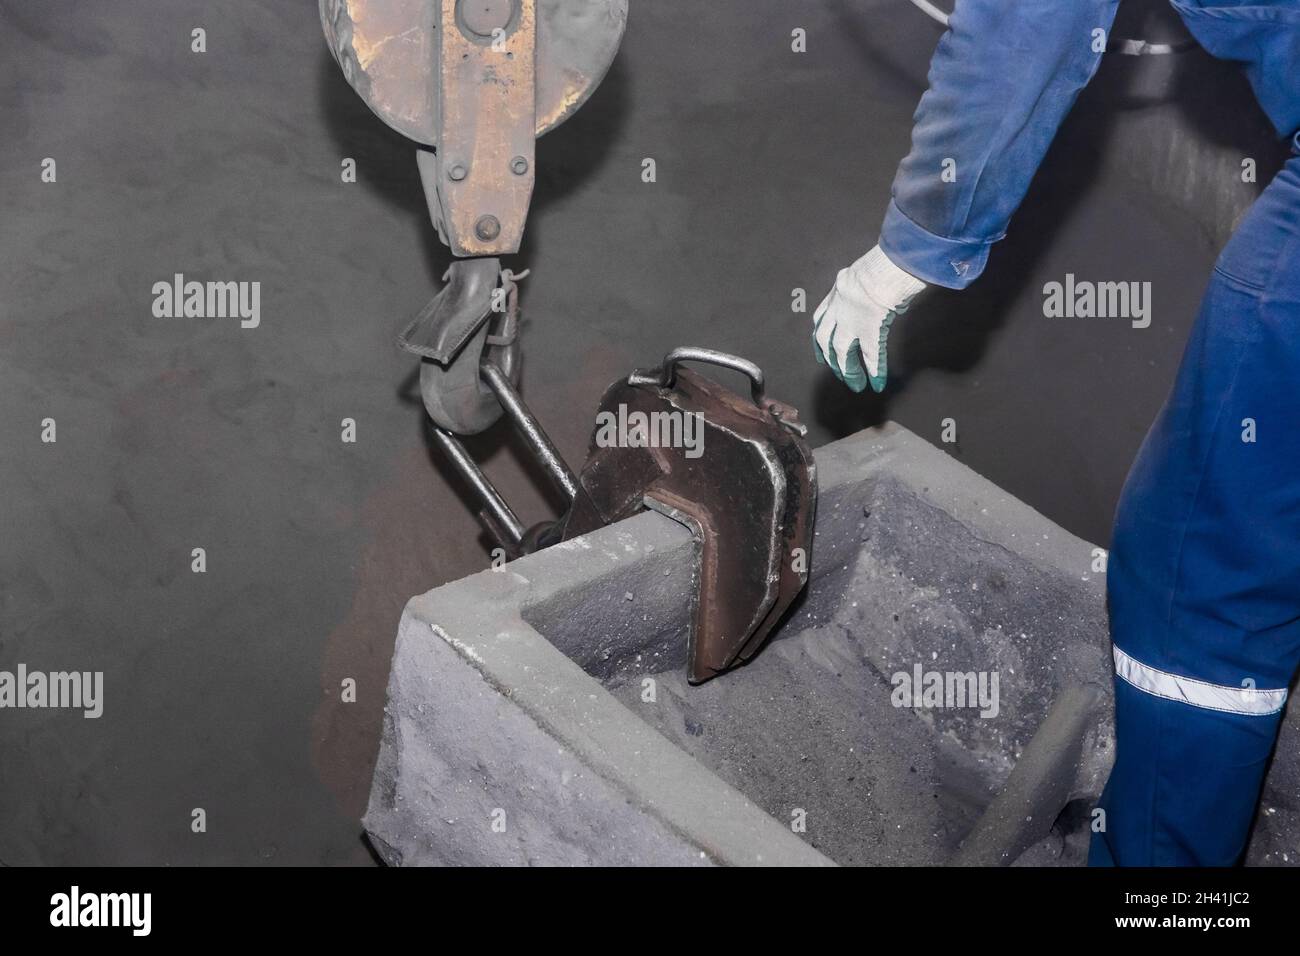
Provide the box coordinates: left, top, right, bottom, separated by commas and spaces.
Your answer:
0, 0, 1287, 863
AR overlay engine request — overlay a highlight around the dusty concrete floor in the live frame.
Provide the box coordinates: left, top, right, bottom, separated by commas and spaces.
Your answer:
0, 0, 1286, 863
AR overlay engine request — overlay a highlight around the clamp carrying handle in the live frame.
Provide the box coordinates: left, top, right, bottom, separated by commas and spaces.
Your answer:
628, 347, 767, 409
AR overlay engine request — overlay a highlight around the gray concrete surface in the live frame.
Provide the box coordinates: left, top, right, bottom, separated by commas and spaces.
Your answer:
371, 426, 1300, 865
0, 0, 1292, 864
950, 685, 1103, 866
367, 427, 1115, 865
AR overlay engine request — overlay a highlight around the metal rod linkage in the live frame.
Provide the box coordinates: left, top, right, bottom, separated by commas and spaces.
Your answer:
429, 426, 526, 547
480, 359, 580, 502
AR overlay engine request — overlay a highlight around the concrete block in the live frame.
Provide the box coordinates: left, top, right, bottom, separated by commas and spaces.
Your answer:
365, 423, 1297, 865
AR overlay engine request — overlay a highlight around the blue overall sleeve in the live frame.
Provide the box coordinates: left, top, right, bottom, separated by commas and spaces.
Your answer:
881, 0, 1120, 289
1169, 0, 1300, 144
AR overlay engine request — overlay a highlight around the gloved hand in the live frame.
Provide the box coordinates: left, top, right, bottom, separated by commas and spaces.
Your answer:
813, 245, 927, 393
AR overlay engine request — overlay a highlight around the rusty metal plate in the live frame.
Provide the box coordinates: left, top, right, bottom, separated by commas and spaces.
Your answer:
431, 0, 536, 256
558, 360, 817, 683
320, 0, 627, 146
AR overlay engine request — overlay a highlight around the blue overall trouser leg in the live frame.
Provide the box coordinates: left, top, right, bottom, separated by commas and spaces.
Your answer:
1089, 153, 1300, 866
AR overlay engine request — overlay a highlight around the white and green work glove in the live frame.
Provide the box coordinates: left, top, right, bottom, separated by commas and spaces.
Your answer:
813, 244, 927, 393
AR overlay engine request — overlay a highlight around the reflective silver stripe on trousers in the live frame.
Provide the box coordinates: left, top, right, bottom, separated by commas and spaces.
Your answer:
1113, 646, 1287, 716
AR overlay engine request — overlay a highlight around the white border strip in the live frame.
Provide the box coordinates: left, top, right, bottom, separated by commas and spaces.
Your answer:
1114, 646, 1286, 716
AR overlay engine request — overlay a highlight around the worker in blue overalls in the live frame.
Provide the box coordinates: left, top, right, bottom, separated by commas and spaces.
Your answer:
813, 1, 1300, 865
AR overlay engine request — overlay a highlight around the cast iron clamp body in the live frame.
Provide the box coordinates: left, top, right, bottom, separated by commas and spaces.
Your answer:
432, 345, 819, 683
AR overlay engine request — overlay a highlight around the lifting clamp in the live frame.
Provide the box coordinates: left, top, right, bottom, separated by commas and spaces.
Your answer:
432, 348, 818, 683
